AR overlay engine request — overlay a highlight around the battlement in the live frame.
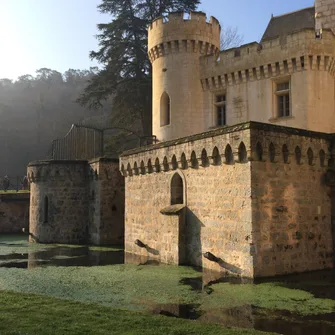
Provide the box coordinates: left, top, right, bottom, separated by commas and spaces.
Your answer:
27, 160, 88, 183
149, 11, 219, 30
200, 28, 335, 90
148, 11, 220, 62
120, 121, 331, 178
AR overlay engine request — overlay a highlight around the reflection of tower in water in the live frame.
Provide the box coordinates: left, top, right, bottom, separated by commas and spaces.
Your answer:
27, 246, 124, 269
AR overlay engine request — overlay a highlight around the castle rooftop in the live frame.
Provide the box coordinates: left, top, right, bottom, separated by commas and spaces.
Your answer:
262, 6, 315, 41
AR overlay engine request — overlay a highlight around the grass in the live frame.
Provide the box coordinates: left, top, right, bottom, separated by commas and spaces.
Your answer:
1, 263, 334, 316
1, 235, 335, 334
0, 190, 30, 194
0, 291, 272, 335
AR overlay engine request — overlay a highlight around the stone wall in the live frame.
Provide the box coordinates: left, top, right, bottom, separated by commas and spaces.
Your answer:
89, 158, 125, 245
27, 158, 125, 246
120, 122, 335, 277
121, 124, 254, 277
316, 0, 335, 33
28, 160, 89, 244
200, 29, 335, 134
0, 193, 29, 233
250, 126, 333, 277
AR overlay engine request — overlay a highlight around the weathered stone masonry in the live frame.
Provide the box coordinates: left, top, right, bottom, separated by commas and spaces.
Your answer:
120, 122, 335, 278
0, 193, 29, 233
27, 158, 124, 245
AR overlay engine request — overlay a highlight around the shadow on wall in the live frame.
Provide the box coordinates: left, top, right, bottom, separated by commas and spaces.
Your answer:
134, 239, 160, 256
184, 208, 203, 268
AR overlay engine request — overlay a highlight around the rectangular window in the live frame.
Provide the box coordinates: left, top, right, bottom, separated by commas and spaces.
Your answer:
275, 81, 290, 117
214, 94, 227, 126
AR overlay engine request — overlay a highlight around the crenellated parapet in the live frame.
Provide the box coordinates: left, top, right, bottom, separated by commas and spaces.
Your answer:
27, 160, 88, 183
148, 11, 220, 63
120, 122, 331, 177
200, 29, 335, 90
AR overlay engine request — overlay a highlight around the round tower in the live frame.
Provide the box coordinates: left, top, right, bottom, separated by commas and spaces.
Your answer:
27, 160, 89, 244
148, 12, 220, 142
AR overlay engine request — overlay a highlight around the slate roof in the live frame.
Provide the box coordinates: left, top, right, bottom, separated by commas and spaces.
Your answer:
261, 6, 315, 41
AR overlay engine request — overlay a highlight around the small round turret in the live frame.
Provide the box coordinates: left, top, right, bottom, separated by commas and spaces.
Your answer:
27, 160, 89, 244
148, 12, 220, 142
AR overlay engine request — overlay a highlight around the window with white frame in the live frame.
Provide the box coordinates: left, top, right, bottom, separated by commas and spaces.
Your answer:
214, 94, 227, 126
275, 81, 291, 118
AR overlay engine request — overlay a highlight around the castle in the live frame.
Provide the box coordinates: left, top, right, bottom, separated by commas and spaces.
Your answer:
28, 0, 335, 277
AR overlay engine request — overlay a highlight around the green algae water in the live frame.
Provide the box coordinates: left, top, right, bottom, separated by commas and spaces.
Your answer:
1, 234, 335, 335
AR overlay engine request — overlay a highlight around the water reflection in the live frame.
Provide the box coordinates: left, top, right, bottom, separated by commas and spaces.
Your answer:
164, 269, 335, 335
0, 246, 124, 268
1, 235, 335, 335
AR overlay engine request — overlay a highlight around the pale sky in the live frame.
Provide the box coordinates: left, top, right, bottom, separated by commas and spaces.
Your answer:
0, 0, 314, 80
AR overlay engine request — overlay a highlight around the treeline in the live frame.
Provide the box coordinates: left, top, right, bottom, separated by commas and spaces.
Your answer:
0, 68, 107, 176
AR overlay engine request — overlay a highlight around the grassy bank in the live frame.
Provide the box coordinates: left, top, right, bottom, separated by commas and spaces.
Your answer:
0, 291, 271, 335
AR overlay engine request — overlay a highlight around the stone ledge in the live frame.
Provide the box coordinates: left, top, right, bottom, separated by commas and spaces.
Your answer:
160, 204, 185, 215
121, 121, 333, 158
28, 160, 88, 167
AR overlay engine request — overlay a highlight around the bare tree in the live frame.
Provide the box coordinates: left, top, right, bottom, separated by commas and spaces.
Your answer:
220, 26, 244, 50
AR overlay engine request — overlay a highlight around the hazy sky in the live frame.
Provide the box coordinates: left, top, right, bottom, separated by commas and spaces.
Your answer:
0, 0, 314, 80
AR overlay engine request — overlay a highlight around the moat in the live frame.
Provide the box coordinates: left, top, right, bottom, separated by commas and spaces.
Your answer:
0, 234, 334, 335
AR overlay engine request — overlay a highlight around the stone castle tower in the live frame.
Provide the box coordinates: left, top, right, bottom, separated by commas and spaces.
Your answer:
315, 0, 335, 33
148, 12, 221, 142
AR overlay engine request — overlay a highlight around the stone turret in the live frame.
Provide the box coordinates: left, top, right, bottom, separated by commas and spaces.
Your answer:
148, 12, 220, 142
27, 160, 89, 244
315, 0, 335, 34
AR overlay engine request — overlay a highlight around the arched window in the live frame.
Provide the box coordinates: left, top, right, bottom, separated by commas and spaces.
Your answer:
319, 150, 326, 167
201, 149, 209, 167
256, 142, 263, 161
295, 146, 301, 164
181, 153, 188, 170
269, 143, 275, 163
225, 144, 234, 164
191, 151, 198, 168
238, 142, 247, 163
160, 92, 171, 126
212, 147, 221, 165
282, 144, 289, 164
44, 196, 49, 223
171, 173, 184, 205
307, 148, 314, 166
